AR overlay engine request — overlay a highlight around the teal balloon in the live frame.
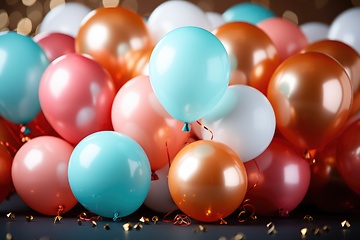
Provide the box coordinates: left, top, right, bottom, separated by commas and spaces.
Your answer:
223, 3, 275, 24
149, 26, 230, 125
68, 131, 151, 218
0, 31, 49, 124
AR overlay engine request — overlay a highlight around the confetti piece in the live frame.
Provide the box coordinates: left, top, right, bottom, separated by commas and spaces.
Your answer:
312, 227, 321, 235
77, 219, 82, 226
152, 216, 159, 224
139, 216, 150, 224
300, 228, 308, 237
92, 221, 97, 227
5, 233, 12, 240
218, 237, 227, 240
123, 222, 133, 231
104, 224, 110, 230
303, 215, 313, 222
6, 212, 15, 219
198, 225, 207, 232
233, 232, 246, 240
341, 220, 351, 229
266, 222, 277, 235
322, 225, 331, 232
220, 218, 227, 225
26, 215, 34, 222
134, 222, 143, 230
53, 215, 62, 224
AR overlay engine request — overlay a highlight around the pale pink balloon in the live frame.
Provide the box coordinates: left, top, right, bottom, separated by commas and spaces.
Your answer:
34, 32, 75, 62
11, 136, 77, 216
39, 53, 116, 144
257, 18, 308, 62
111, 75, 190, 171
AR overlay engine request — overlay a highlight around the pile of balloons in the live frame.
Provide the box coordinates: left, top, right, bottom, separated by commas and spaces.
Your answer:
1, 1, 360, 222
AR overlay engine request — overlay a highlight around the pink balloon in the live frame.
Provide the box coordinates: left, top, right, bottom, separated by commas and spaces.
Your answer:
111, 75, 189, 171
39, 53, 116, 144
244, 138, 311, 217
11, 136, 77, 215
34, 32, 75, 62
257, 18, 308, 62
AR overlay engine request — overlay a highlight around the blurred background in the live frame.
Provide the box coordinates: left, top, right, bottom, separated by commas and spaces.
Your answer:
1, 0, 359, 36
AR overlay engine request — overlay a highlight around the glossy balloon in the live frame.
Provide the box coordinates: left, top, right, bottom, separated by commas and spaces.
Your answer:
149, 26, 230, 124
12, 136, 77, 215
34, 32, 75, 62
205, 12, 225, 30
267, 52, 352, 151
201, 85, 276, 162
0, 145, 13, 204
244, 138, 311, 216
300, 22, 329, 43
213, 22, 279, 94
223, 2, 275, 24
127, 47, 152, 79
144, 165, 178, 214
68, 131, 151, 218
302, 40, 360, 116
111, 75, 189, 171
39, 53, 116, 144
147, 1, 211, 43
76, 7, 153, 90
257, 18, 308, 62
39, 2, 91, 37
328, 7, 360, 54
0, 31, 49, 124
168, 140, 248, 222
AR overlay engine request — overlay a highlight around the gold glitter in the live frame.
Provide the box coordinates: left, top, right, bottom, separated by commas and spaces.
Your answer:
139, 216, 149, 224
312, 227, 321, 235
123, 222, 133, 231
134, 222, 143, 230
233, 233, 246, 240
26, 215, 34, 222
198, 225, 207, 232
152, 216, 159, 224
300, 228, 308, 236
266, 222, 277, 235
303, 215, 313, 222
322, 225, 331, 232
92, 221, 97, 227
7, 212, 15, 219
341, 220, 351, 229
53, 215, 62, 223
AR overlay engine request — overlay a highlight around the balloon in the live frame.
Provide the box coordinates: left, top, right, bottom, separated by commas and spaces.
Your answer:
257, 18, 308, 62
222, 2, 275, 24
300, 22, 329, 43
127, 47, 152, 79
302, 40, 360, 116
205, 12, 225, 30
304, 139, 360, 213
0, 144, 13, 204
244, 138, 311, 217
149, 26, 230, 127
0, 31, 49, 124
76, 7, 153, 90
144, 165, 178, 214
267, 52, 352, 151
213, 21, 279, 94
111, 75, 190, 171
168, 140, 248, 222
11, 136, 77, 215
34, 32, 75, 62
328, 7, 360, 54
201, 85, 276, 162
337, 119, 360, 196
39, 53, 116, 144
147, 1, 211, 43
39, 2, 91, 37
0, 117, 22, 156
68, 131, 151, 218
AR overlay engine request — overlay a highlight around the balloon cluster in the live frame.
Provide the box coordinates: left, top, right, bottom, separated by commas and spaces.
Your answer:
1, 1, 360, 222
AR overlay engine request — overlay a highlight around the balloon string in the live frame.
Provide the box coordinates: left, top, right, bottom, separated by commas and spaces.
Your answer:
237, 199, 257, 222
196, 121, 213, 140
78, 212, 102, 222
163, 209, 191, 226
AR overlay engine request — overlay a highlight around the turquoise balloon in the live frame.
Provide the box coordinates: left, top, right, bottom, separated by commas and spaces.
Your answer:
0, 31, 49, 124
149, 26, 230, 127
68, 131, 151, 218
223, 3, 275, 24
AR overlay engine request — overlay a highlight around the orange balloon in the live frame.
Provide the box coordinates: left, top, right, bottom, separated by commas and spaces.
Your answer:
127, 47, 152, 79
267, 52, 352, 151
302, 40, 360, 116
168, 140, 248, 222
0, 144, 13, 203
0, 117, 22, 157
75, 7, 153, 90
213, 22, 280, 94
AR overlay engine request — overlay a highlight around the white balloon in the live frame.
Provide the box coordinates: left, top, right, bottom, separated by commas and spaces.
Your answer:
328, 7, 360, 54
206, 12, 225, 30
39, 2, 92, 37
300, 22, 329, 43
144, 165, 178, 214
201, 85, 276, 162
147, 0, 211, 43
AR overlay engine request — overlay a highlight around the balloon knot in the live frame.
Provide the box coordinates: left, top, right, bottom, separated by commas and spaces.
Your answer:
151, 171, 159, 181
182, 122, 191, 132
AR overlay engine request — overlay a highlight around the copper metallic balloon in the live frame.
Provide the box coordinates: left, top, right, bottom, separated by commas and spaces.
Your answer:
75, 7, 153, 90
168, 140, 248, 222
267, 52, 352, 151
302, 40, 360, 116
213, 22, 279, 94
127, 47, 152, 79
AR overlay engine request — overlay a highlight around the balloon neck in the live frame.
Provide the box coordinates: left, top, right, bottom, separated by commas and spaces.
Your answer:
182, 122, 191, 132
20, 124, 31, 135
151, 170, 159, 181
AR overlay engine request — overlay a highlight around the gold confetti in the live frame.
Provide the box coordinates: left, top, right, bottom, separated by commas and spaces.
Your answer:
6, 212, 15, 219
232, 232, 246, 240
77, 219, 82, 226
139, 216, 150, 224
26, 215, 34, 222
92, 221, 97, 227
123, 222, 133, 231
5, 233, 12, 240
152, 216, 159, 224
322, 225, 331, 232
134, 222, 143, 230
312, 227, 321, 235
198, 225, 207, 232
220, 218, 227, 225
266, 222, 277, 235
341, 220, 351, 229
219, 237, 227, 240
300, 228, 308, 237
303, 215, 313, 222
53, 215, 62, 223
104, 224, 110, 230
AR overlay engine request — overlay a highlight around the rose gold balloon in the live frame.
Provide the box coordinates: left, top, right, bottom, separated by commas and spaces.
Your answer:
267, 52, 352, 151
213, 22, 279, 94
76, 7, 153, 90
168, 140, 248, 222
302, 40, 360, 116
